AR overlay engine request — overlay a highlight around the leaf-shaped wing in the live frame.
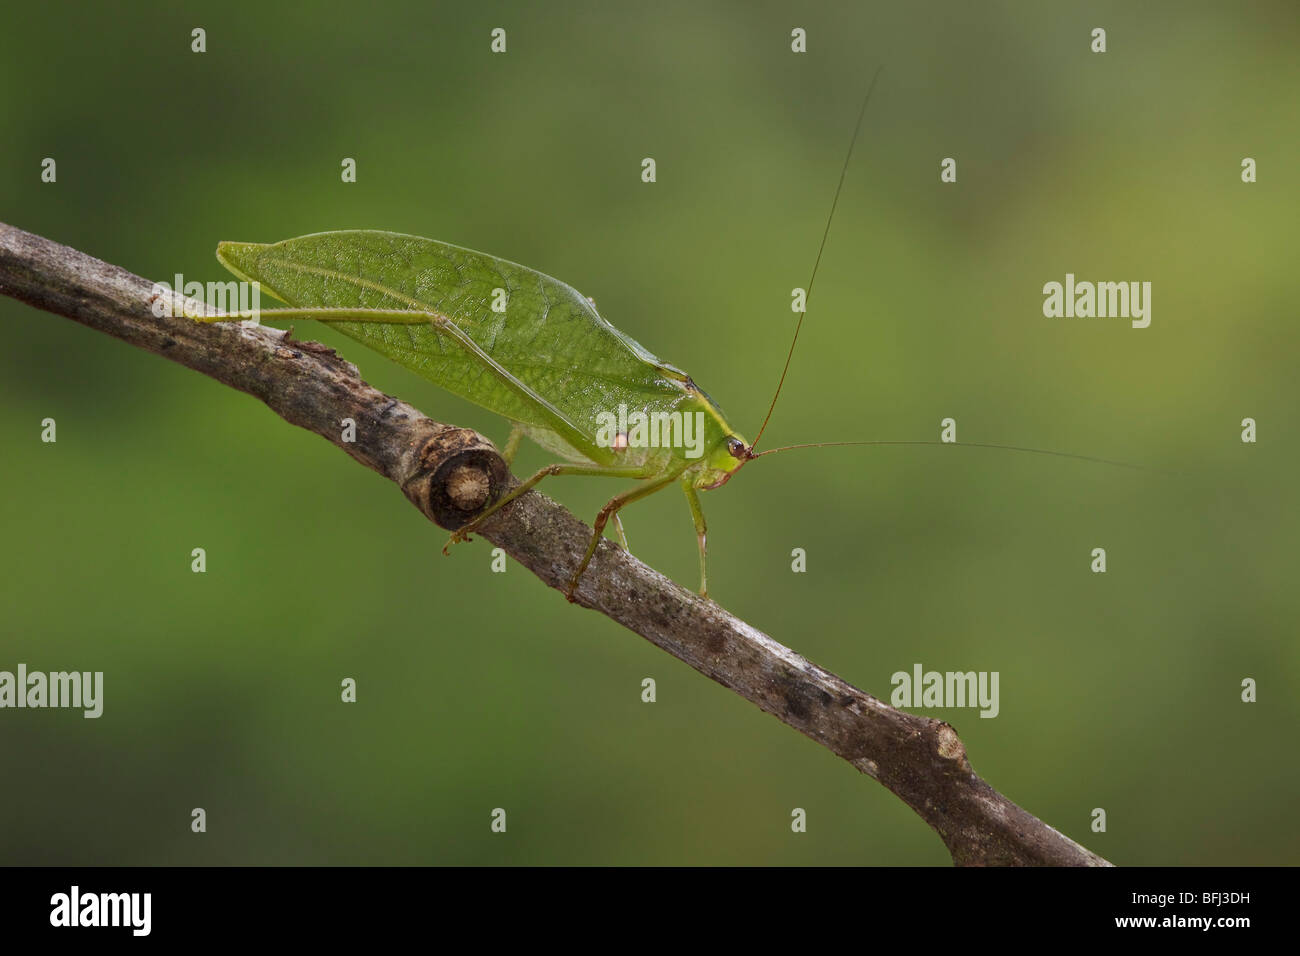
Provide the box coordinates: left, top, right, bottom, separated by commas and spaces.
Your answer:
217, 231, 687, 455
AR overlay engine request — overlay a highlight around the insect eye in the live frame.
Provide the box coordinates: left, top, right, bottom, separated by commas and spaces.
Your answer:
726, 437, 747, 459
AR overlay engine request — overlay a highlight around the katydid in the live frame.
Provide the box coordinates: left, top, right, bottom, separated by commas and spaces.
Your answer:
192, 76, 1132, 600
204, 227, 756, 599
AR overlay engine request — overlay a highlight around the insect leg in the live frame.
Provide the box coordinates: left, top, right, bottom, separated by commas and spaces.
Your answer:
445, 461, 664, 551
681, 479, 709, 598
199, 307, 604, 472
196, 306, 662, 579
566, 473, 682, 601
501, 423, 525, 466
611, 513, 630, 551
190, 307, 432, 324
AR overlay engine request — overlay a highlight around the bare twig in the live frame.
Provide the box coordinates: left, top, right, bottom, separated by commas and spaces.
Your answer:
0, 222, 1110, 866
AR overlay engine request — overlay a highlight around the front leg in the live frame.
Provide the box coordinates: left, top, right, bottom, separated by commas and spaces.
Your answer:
682, 479, 709, 598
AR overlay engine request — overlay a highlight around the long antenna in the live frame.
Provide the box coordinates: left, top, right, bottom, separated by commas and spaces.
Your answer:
749, 66, 883, 453
749, 439, 1145, 471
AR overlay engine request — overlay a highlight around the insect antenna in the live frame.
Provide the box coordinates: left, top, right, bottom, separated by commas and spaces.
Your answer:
749, 67, 883, 455
744, 72, 1142, 476
748, 440, 1146, 471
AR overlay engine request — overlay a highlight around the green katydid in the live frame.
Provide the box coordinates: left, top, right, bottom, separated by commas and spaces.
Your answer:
204, 226, 756, 600
191, 76, 1133, 601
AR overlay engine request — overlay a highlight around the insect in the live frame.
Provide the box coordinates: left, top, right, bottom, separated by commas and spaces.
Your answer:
203, 225, 760, 600
192, 74, 1131, 600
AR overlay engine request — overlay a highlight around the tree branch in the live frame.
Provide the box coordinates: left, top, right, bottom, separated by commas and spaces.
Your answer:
0, 222, 1110, 866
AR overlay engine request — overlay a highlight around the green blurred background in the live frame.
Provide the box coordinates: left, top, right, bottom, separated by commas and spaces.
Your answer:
2, 0, 1296, 865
